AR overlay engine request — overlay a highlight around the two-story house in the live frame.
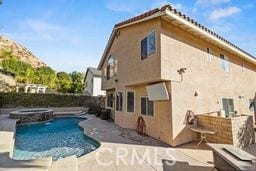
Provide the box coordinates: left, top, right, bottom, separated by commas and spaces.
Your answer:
84, 67, 105, 96
97, 5, 256, 146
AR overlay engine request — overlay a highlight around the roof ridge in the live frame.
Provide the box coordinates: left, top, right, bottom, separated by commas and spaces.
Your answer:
114, 7, 161, 28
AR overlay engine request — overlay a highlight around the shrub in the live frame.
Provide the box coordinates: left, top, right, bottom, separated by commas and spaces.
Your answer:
0, 93, 98, 108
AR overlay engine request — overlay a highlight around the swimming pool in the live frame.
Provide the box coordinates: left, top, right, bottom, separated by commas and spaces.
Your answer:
13, 117, 99, 161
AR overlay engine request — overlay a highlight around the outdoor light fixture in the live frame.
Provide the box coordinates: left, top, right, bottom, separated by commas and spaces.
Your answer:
177, 68, 187, 75
176, 68, 187, 82
194, 90, 199, 97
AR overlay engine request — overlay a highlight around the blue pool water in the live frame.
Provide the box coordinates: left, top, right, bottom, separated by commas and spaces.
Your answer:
13, 117, 99, 161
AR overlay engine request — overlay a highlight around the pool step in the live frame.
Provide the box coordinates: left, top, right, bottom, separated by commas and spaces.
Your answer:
49, 156, 78, 171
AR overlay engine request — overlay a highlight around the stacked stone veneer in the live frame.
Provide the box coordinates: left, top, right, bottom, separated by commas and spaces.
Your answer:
9, 110, 54, 124
197, 114, 255, 148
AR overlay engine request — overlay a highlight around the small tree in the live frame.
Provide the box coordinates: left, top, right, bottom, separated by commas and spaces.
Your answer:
69, 71, 84, 94
34, 66, 57, 89
57, 72, 72, 93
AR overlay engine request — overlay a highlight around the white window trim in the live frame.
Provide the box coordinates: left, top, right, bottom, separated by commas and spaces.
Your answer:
221, 98, 234, 117
220, 54, 230, 72
115, 91, 123, 112
140, 96, 155, 117
126, 90, 136, 114
106, 54, 116, 79
140, 30, 157, 60
206, 48, 212, 62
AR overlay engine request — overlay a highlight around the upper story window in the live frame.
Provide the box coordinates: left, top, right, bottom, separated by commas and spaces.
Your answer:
106, 55, 115, 80
220, 54, 229, 72
141, 31, 156, 60
206, 48, 212, 62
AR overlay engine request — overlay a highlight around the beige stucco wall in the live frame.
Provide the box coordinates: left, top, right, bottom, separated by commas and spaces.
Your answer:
100, 18, 175, 145
101, 18, 162, 90
100, 17, 256, 147
114, 83, 173, 145
160, 18, 256, 146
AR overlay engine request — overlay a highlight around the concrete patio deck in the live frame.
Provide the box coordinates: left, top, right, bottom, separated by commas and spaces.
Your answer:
78, 115, 214, 171
0, 113, 215, 171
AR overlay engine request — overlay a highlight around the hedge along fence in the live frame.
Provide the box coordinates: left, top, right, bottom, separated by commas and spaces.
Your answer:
0, 93, 100, 108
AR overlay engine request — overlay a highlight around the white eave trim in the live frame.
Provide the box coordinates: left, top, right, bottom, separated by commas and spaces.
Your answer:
165, 10, 256, 65
98, 29, 116, 70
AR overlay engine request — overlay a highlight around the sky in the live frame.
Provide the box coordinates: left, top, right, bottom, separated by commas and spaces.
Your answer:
0, 0, 255, 73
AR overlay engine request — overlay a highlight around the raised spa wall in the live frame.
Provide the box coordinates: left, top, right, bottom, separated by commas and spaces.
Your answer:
197, 114, 255, 148
9, 109, 54, 124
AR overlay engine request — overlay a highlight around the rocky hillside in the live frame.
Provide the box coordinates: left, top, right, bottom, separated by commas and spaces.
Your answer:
0, 69, 16, 92
0, 35, 46, 68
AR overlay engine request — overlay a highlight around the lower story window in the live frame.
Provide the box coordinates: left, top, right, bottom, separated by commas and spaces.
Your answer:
116, 92, 123, 111
107, 93, 113, 108
222, 98, 234, 117
249, 99, 255, 112
141, 97, 154, 116
127, 91, 135, 113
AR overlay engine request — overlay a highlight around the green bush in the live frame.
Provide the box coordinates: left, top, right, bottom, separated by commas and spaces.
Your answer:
0, 93, 97, 108
0, 49, 84, 93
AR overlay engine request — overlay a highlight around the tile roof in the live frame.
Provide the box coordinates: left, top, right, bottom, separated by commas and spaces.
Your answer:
114, 4, 255, 60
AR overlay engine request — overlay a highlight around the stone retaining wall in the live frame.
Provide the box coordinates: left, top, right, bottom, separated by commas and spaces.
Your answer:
197, 114, 255, 147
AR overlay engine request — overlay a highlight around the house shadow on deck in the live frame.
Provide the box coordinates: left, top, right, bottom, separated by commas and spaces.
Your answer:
0, 152, 51, 170
162, 159, 213, 171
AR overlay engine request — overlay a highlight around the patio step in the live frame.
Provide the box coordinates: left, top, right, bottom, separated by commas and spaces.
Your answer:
53, 111, 86, 116
49, 156, 78, 171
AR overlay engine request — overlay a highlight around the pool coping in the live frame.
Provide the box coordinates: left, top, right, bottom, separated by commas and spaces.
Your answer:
78, 117, 102, 159
0, 114, 53, 170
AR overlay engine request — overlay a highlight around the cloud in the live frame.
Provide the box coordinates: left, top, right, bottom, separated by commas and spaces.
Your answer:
151, 0, 182, 10
25, 19, 63, 33
106, 0, 145, 14
209, 6, 241, 21
106, 0, 183, 14
196, 0, 230, 7
10, 19, 67, 42
5, 18, 83, 46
